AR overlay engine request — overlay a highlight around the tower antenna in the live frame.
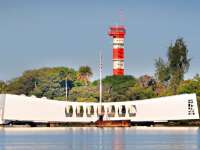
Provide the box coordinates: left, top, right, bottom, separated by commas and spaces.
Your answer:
119, 9, 125, 25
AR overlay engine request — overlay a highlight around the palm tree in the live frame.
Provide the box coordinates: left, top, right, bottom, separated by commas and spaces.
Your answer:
78, 66, 93, 85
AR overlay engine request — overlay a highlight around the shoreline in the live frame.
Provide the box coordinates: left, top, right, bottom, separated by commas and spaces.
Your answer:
1, 120, 200, 128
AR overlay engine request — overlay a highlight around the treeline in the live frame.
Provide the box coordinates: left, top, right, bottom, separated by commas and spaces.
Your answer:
0, 38, 200, 109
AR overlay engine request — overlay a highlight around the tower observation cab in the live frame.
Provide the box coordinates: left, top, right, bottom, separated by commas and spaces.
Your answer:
108, 26, 126, 76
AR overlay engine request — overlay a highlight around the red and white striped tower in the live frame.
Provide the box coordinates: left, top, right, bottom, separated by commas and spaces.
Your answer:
108, 26, 126, 76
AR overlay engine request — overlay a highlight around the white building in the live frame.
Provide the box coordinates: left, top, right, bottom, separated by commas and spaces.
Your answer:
0, 94, 199, 124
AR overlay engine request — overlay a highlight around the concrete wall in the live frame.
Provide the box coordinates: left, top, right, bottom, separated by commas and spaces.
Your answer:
0, 94, 199, 124
129, 94, 199, 122
0, 94, 5, 124
99, 94, 199, 122
3, 95, 68, 123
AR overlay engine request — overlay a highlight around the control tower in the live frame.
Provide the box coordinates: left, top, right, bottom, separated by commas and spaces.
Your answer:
108, 26, 126, 76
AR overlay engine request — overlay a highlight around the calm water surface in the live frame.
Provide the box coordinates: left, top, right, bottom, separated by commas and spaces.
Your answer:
0, 127, 199, 150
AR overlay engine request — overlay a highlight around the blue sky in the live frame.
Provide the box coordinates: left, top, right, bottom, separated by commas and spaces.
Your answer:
0, 0, 200, 81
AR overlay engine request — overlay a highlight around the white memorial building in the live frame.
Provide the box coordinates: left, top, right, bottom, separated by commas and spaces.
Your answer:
0, 93, 199, 125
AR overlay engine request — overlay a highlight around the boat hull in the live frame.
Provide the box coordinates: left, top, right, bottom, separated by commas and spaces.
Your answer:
95, 120, 131, 127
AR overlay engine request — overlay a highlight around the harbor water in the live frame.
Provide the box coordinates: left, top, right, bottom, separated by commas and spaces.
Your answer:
0, 127, 199, 150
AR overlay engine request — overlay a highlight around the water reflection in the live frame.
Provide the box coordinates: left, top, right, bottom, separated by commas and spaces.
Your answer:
0, 127, 199, 150
112, 128, 125, 150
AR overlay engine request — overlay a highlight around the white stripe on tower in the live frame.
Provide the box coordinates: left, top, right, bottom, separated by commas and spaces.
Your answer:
113, 60, 124, 69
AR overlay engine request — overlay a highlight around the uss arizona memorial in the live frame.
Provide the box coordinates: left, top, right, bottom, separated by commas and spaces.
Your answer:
0, 93, 199, 125
0, 26, 199, 125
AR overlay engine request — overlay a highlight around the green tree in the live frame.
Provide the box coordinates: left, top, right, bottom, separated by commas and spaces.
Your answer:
155, 38, 191, 94
6, 71, 37, 95
30, 67, 77, 99
177, 78, 200, 96
93, 75, 137, 102
0, 81, 7, 93
168, 38, 191, 94
154, 57, 170, 85
6, 67, 77, 100
68, 85, 98, 102
131, 84, 156, 100
177, 77, 200, 113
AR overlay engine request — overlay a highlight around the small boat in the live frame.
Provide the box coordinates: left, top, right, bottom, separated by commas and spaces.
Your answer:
95, 115, 131, 127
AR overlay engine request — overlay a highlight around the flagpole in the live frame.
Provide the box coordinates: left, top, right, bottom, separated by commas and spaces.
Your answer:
66, 77, 68, 101
99, 51, 102, 115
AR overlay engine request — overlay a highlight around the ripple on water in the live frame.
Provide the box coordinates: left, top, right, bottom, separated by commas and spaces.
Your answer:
0, 127, 199, 150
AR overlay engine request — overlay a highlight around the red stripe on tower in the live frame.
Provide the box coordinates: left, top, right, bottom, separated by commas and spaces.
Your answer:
108, 26, 126, 76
